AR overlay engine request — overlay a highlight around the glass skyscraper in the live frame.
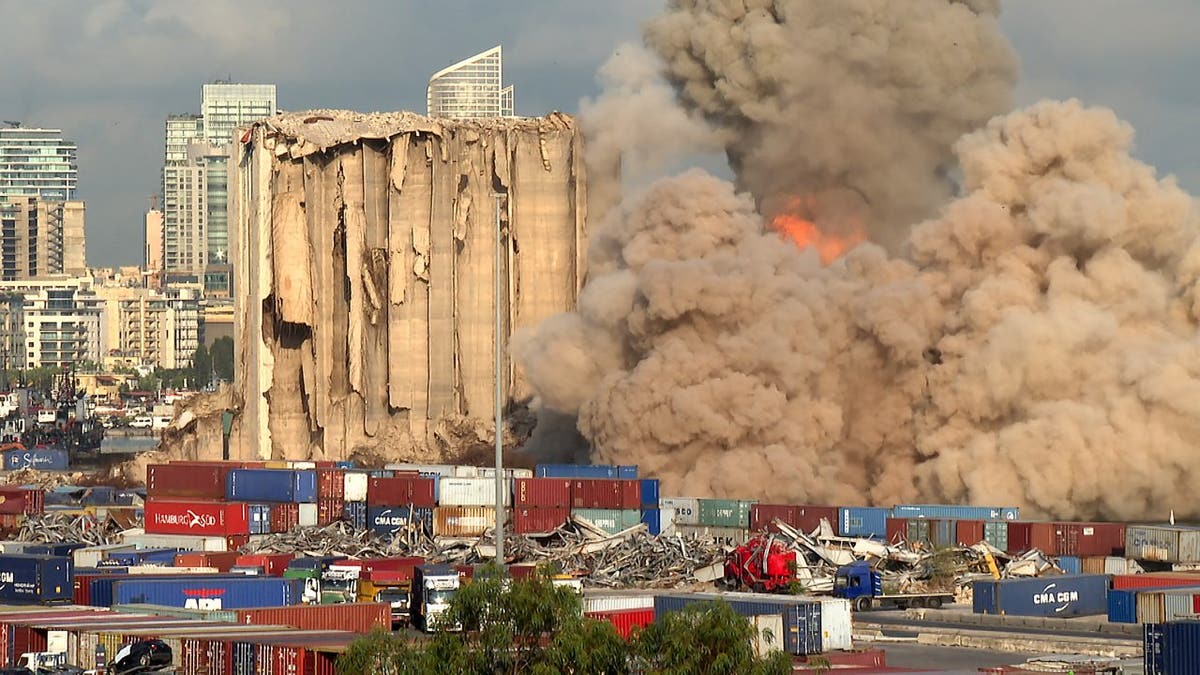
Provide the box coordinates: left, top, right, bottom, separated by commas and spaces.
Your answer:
0, 127, 78, 202
427, 46, 515, 119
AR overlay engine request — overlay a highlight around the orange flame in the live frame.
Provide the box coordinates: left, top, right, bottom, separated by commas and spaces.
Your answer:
769, 197, 865, 265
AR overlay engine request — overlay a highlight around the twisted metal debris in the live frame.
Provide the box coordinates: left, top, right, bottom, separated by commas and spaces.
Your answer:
18, 512, 129, 546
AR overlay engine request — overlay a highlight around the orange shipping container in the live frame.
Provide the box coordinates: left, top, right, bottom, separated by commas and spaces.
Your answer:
956, 520, 985, 546
236, 603, 390, 633
174, 551, 240, 572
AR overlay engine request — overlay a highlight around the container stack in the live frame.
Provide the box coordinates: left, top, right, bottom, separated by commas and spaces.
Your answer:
534, 464, 644, 536
2, 447, 69, 471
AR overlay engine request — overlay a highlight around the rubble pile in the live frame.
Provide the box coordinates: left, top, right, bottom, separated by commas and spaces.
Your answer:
18, 513, 129, 546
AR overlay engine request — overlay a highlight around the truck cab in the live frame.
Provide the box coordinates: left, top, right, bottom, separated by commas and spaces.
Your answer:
283, 556, 344, 604
357, 570, 413, 626
833, 561, 882, 602
411, 564, 461, 632
321, 561, 364, 604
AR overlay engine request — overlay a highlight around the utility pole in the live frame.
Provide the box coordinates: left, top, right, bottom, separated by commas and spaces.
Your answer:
493, 192, 506, 566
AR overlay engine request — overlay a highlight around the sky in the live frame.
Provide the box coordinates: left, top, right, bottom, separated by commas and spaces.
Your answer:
1, 1, 1198, 268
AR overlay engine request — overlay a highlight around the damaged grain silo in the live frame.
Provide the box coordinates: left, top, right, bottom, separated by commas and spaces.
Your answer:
228, 110, 586, 461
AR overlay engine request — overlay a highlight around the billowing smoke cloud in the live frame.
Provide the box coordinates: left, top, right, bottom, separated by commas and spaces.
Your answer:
514, 1, 1200, 520
644, 0, 1018, 246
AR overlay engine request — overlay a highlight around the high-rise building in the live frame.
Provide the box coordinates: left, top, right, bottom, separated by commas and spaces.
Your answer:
0, 196, 86, 280
162, 83, 275, 293
144, 208, 164, 272
427, 46, 514, 119
0, 126, 78, 201
201, 83, 276, 145
0, 277, 102, 369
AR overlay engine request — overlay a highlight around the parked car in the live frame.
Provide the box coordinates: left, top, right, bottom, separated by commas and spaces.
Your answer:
111, 639, 171, 673
128, 416, 153, 429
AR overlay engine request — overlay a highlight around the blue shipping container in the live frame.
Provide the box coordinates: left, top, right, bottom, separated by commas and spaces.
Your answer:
641, 510, 661, 536
81, 487, 116, 505
1058, 556, 1082, 575
344, 501, 367, 530
0, 554, 71, 604
639, 479, 660, 507
890, 504, 1020, 521
292, 470, 318, 503
3, 448, 68, 471
1109, 585, 1200, 624
838, 507, 888, 539
226, 469, 295, 502
368, 506, 433, 536
973, 575, 1109, 617
536, 464, 638, 480
248, 504, 272, 535
617, 466, 638, 480
113, 577, 304, 610
1144, 620, 1200, 675
653, 594, 822, 655
23, 543, 86, 557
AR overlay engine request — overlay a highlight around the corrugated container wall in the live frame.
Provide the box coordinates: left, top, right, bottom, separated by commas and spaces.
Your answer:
838, 508, 888, 539
698, 499, 754, 528
438, 478, 511, 507
1145, 620, 1200, 675
660, 498, 699, 526
1127, 525, 1200, 563
146, 464, 228, 500
1113, 573, 1200, 590
513, 478, 571, 508
972, 574, 1109, 617
572, 509, 640, 535
236, 603, 389, 633
890, 504, 1019, 521
433, 507, 497, 537
232, 112, 587, 462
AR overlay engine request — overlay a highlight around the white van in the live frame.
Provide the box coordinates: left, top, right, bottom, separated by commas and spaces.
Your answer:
152, 416, 172, 430
129, 416, 153, 429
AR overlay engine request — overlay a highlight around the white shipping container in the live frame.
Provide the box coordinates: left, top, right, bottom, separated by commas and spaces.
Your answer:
0, 541, 38, 554
660, 498, 700, 526
816, 598, 853, 650
299, 503, 318, 526
386, 463, 456, 477
656, 507, 679, 536
74, 544, 136, 569
749, 614, 784, 658
583, 594, 655, 613
675, 525, 749, 547
477, 467, 535, 480
120, 533, 231, 551
289, 461, 316, 470
453, 465, 480, 478
344, 472, 369, 501
438, 477, 512, 507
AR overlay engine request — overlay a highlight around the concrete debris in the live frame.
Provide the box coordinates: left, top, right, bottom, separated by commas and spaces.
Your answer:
18, 512, 129, 546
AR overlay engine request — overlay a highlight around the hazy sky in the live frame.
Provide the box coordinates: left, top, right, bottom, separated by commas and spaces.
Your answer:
2, 1, 1197, 268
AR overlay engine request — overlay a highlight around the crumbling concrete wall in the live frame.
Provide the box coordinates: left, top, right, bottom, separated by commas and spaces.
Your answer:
226, 110, 586, 461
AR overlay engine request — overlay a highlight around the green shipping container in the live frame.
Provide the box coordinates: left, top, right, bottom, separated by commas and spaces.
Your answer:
572, 509, 641, 535
984, 521, 1008, 551
697, 499, 756, 528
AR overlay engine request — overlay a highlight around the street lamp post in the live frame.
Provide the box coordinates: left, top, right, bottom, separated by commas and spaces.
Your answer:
494, 193, 506, 566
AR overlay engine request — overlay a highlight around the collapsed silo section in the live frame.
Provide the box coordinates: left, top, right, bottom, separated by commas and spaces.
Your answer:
230, 111, 587, 461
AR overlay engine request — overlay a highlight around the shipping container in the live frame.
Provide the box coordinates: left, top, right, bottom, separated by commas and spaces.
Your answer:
1058, 556, 1082, 575
583, 593, 654, 613
886, 517, 907, 544
236, 602, 389, 633
344, 471, 369, 502
674, 525, 749, 547
814, 598, 853, 651
226, 468, 317, 503
23, 542, 84, 557
299, 502, 318, 526
235, 553, 294, 577
512, 507, 570, 535
344, 501, 367, 530
957, 520, 985, 546
984, 521, 1008, 551
476, 467, 535, 480
432, 506, 496, 537
121, 533, 243, 552
317, 498, 343, 526
1083, 556, 1141, 576
535, 464, 638, 480
174, 552, 240, 572
3, 448, 68, 471
1127, 525, 1200, 563
146, 463, 231, 500
639, 479, 659, 508
73, 545, 135, 569
0, 487, 44, 515
572, 509, 641, 535
316, 469, 345, 500
104, 548, 179, 566
144, 499, 249, 537
1109, 585, 1200, 623
368, 506, 434, 536
585, 608, 654, 640
838, 507, 888, 539
0, 554, 71, 604
1114, 572, 1200, 590
438, 478, 511, 507
750, 504, 838, 535
697, 499, 754, 528
660, 498, 700, 526
512, 478, 571, 508
113, 577, 304, 610
1145, 620, 1200, 675
653, 592, 824, 656
271, 503, 299, 532
891, 504, 1019, 521
641, 509, 660, 536
972, 574, 1109, 617
1054, 522, 1126, 557
366, 475, 436, 508
247, 504, 271, 535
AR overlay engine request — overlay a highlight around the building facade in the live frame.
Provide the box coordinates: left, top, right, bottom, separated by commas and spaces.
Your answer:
0, 197, 86, 280
0, 277, 102, 369
0, 126, 78, 201
427, 46, 514, 119
94, 282, 201, 370
201, 83, 276, 145
144, 208, 164, 272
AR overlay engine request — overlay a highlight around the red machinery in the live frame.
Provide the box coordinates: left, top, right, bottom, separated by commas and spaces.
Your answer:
723, 536, 797, 592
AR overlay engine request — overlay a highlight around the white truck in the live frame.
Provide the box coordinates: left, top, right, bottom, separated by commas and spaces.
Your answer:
411, 564, 461, 632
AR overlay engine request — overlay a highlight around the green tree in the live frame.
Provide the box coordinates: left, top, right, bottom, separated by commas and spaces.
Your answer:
211, 336, 234, 381
634, 600, 793, 675
191, 344, 213, 387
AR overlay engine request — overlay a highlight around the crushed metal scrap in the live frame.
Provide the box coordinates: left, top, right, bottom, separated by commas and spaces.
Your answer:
18, 512, 131, 546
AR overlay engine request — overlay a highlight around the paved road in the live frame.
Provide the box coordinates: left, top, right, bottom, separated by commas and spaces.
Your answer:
877, 643, 1039, 672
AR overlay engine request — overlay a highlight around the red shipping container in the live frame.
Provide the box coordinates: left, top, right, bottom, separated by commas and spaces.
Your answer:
886, 518, 907, 544
174, 551, 241, 572
749, 504, 838, 534
235, 553, 295, 576
571, 479, 631, 509
1006, 522, 1058, 555
236, 603, 390, 633
513, 507, 570, 534
957, 519, 985, 546
1053, 522, 1125, 557
1112, 572, 1200, 590
513, 478, 571, 508
0, 487, 43, 515
316, 469, 345, 500
367, 476, 436, 508
144, 499, 250, 536
585, 608, 654, 640
146, 464, 230, 500
317, 498, 344, 526
0, 514, 24, 531
271, 503, 299, 532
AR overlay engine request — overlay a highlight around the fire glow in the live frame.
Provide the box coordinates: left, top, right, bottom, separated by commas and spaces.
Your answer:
769, 197, 865, 265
